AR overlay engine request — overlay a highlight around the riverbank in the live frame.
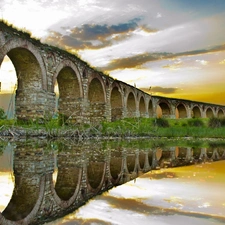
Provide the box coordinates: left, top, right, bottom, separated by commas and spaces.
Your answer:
1, 117, 225, 139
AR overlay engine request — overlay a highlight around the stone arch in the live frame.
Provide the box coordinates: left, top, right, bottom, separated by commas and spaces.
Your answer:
54, 61, 83, 124
2, 175, 46, 223
217, 109, 224, 118
1, 39, 48, 120
158, 101, 171, 118
1, 39, 47, 90
110, 151, 123, 184
148, 99, 154, 117
87, 162, 107, 192
139, 96, 146, 117
126, 91, 136, 118
192, 105, 201, 118
176, 103, 187, 118
88, 76, 106, 123
205, 107, 214, 118
110, 84, 123, 121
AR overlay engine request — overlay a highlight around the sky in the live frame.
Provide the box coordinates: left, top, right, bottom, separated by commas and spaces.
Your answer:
0, 0, 225, 105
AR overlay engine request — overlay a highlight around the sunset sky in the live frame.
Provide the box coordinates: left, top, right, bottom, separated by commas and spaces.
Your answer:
0, 0, 225, 105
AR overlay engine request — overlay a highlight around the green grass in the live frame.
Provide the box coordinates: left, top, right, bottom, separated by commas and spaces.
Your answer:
1, 117, 225, 139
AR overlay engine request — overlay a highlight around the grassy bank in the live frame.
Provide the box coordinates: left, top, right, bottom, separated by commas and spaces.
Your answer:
1, 117, 225, 139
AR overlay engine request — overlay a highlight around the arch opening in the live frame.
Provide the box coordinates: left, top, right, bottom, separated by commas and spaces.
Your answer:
110, 86, 123, 121
5, 47, 45, 121
206, 108, 214, 118
87, 162, 105, 190
217, 109, 224, 118
176, 103, 187, 118
139, 96, 146, 117
126, 92, 136, 118
88, 78, 106, 124
57, 66, 81, 124
192, 106, 201, 118
158, 102, 171, 118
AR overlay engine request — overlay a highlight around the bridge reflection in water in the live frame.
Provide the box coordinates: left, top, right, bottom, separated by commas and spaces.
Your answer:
0, 139, 225, 225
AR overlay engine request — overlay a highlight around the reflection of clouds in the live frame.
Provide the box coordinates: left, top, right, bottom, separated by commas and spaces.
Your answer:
0, 173, 14, 212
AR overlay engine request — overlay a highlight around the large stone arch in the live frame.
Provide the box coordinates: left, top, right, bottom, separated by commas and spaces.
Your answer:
205, 107, 214, 118
176, 103, 187, 118
0, 39, 48, 121
54, 60, 83, 124
0, 39, 47, 90
192, 105, 201, 118
88, 76, 107, 123
126, 91, 137, 118
139, 95, 146, 117
110, 83, 123, 121
158, 101, 171, 118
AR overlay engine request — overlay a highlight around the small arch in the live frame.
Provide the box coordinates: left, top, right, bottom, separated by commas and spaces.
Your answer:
139, 96, 146, 117
158, 101, 171, 118
110, 85, 123, 121
88, 77, 106, 123
205, 107, 214, 118
126, 91, 136, 118
192, 106, 201, 118
176, 103, 187, 118
87, 162, 106, 191
56, 66, 82, 124
218, 109, 224, 118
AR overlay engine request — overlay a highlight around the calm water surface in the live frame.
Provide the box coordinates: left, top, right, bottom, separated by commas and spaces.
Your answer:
0, 138, 224, 225
46, 161, 225, 225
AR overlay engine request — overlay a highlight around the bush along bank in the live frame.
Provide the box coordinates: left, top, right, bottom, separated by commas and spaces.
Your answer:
1, 117, 225, 139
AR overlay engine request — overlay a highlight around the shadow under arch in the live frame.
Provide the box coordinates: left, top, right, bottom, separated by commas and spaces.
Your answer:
217, 109, 224, 118
192, 105, 201, 118
56, 65, 82, 124
110, 84, 123, 121
205, 107, 214, 118
51, 168, 83, 209
86, 161, 107, 193
88, 76, 107, 123
139, 96, 146, 117
126, 91, 136, 118
109, 150, 124, 184
176, 103, 187, 118
158, 101, 171, 118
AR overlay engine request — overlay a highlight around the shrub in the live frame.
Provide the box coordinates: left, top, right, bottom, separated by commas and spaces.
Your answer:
208, 117, 221, 128
187, 118, 204, 127
153, 118, 170, 127
0, 108, 6, 119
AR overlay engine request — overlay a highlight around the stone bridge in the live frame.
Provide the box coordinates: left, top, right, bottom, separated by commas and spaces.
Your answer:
1, 21, 225, 123
1, 140, 224, 224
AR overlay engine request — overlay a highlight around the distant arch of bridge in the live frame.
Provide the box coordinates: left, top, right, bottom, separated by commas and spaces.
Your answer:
1, 21, 225, 123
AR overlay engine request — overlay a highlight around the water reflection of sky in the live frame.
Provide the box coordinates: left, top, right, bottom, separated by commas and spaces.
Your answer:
47, 161, 225, 225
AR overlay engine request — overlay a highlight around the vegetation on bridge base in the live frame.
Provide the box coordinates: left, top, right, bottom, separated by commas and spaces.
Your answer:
1, 107, 225, 138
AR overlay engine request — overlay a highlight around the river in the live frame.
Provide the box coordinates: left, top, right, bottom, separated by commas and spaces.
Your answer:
0, 138, 224, 225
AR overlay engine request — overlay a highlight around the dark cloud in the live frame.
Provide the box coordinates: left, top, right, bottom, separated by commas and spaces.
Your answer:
98, 44, 225, 71
141, 86, 178, 94
44, 18, 157, 50
98, 52, 173, 71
